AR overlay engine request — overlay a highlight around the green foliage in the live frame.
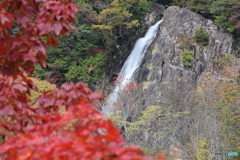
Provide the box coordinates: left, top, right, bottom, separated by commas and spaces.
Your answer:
110, 105, 189, 148
209, 0, 236, 32
215, 64, 240, 154
93, 0, 153, 48
193, 27, 209, 46
196, 138, 210, 160
139, 146, 157, 157
180, 50, 194, 67
33, 64, 47, 79
187, 0, 240, 33
93, 0, 142, 29
187, 0, 213, 13
215, 54, 235, 68
65, 52, 107, 85
171, 0, 188, 7
34, 13, 107, 87
101, 0, 152, 25
73, 0, 90, 7
214, 12, 236, 32
34, 0, 157, 87
47, 22, 99, 62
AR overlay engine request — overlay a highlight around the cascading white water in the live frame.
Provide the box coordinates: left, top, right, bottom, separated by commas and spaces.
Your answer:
102, 20, 163, 115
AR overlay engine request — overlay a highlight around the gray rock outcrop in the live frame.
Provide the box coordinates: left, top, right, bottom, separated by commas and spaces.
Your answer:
138, 6, 235, 110
118, 6, 238, 155
144, 3, 165, 27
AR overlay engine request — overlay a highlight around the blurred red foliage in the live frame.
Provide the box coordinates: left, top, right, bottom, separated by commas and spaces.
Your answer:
0, 0, 158, 159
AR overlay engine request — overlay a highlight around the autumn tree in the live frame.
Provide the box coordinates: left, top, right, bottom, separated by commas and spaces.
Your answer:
182, 55, 240, 159
34, 2, 107, 88
93, 0, 153, 49
0, 0, 159, 159
187, 0, 240, 32
30, 78, 55, 101
107, 80, 189, 158
40, 21, 107, 87
228, 3, 240, 32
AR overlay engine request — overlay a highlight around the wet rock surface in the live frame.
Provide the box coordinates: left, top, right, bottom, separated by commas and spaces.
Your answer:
144, 3, 165, 27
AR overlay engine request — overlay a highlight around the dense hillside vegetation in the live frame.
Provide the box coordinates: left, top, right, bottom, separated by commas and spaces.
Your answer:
33, 0, 240, 89
172, 0, 240, 33
34, 0, 157, 88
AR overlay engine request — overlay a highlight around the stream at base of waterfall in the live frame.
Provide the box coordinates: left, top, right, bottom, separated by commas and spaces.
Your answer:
102, 20, 163, 115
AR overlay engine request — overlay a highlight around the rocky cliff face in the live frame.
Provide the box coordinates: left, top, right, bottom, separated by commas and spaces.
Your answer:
138, 6, 235, 110
114, 5, 239, 156
106, 5, 239, 156
144, 3, 165, 27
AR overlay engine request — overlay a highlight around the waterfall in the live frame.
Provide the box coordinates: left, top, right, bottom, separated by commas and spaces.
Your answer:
102, 20, 163, 115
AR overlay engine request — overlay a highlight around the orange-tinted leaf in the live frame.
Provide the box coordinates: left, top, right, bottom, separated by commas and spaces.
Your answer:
38, 55, 46, 68
88, 66, 94, 71
157, 153, 165, 160
18, 3, 25, 13
47, 35, 58, 47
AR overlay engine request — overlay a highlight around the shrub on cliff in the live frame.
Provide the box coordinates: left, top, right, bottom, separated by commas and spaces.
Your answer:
181, 50, 194, 67
193, 27, 209, 46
